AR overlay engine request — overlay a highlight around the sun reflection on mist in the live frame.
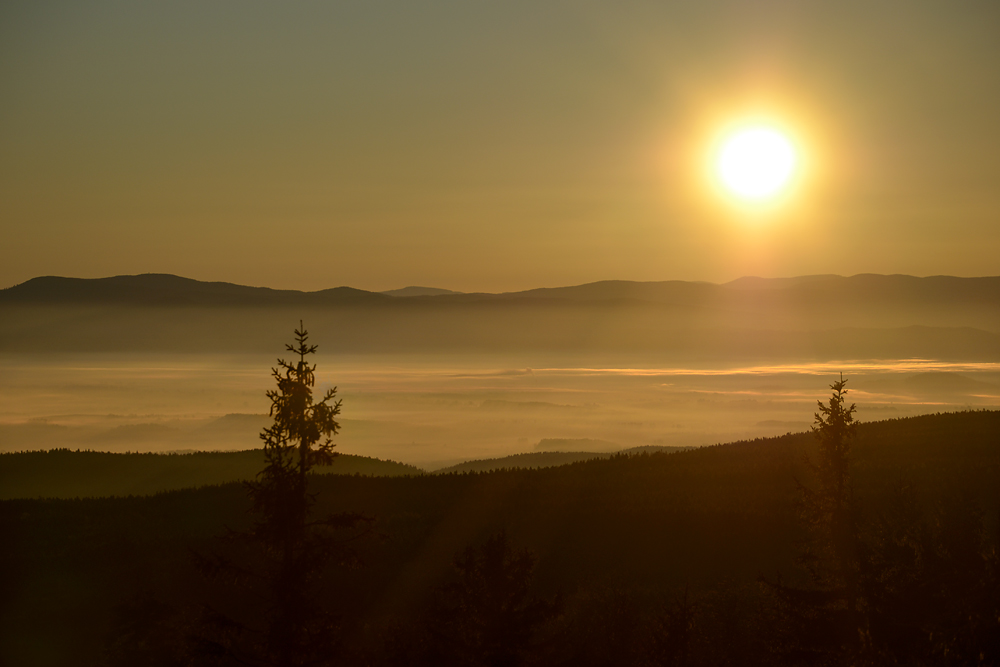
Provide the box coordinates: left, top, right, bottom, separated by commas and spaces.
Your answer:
526, 360, 1000, 377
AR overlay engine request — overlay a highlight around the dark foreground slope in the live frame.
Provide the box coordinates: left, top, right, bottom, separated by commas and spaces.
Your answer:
2, 411, 998, 666
0, 449, 422, 499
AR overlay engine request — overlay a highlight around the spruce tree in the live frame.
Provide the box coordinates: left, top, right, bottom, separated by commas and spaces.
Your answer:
764, 375, 863, 665
194, 324, 368, 667
807, 373, 859, 607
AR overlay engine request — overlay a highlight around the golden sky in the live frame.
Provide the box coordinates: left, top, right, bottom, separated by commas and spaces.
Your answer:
2, 1, 999, 292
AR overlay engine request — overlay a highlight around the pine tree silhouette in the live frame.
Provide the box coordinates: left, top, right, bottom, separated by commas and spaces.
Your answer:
764, 375, 864, 665
192, 324, 369, 667
804, 373, 860, 609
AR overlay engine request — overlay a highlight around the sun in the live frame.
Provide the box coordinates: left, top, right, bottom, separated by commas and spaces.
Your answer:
715, 125, 798, 202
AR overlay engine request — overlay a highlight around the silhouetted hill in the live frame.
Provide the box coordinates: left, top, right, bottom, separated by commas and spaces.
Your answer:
492, 274, 1000, 310
0, 414, 274, 454
434, 445, 694, 473
434, 451, 610, 473
0, 449, 422, 499
0, 274, 389, 306
4, 273, 999, 312
381, 286, 462, 297
534, 438, 621, 452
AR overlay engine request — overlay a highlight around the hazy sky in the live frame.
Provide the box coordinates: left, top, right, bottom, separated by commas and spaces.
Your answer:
2, 0, 999, 292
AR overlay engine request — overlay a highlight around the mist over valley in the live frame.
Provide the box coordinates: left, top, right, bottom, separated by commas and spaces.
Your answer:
2, 273, 998, 469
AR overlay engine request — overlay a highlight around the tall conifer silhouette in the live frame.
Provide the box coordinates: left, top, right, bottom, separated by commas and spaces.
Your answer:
764, 375, 864, 664
804, 373, 859, 606
194, 324, 368, 667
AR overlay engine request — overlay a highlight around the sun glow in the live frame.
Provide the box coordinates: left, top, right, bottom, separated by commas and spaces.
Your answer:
714, 125, 798, 202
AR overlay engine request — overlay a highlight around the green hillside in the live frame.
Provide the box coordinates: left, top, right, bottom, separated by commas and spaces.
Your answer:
0, 449, 422, 500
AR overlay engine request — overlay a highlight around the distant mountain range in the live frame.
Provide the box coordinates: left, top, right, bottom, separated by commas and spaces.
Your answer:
2, 273, 998, 358
0, 273, 388, 306
3, 272, 1000, 310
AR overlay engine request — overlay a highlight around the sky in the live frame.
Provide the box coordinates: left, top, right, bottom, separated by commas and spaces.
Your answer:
2, 0, 999, 292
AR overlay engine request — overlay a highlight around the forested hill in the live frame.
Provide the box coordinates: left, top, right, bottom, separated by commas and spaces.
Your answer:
0, 449, 421, 500
433, 445, 694, 474
3, 273, 999, 357
3, 411, 998, 666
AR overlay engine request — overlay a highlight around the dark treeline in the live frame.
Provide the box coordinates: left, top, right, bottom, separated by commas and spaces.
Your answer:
3, 408, 999, 666
0, 449, 421, 500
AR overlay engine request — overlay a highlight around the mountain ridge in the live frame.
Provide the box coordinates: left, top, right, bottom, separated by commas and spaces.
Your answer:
381, 286, 463, 297
3, 273, 999, 357
0, 274, 390, 306
4, 272, 1000, 307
